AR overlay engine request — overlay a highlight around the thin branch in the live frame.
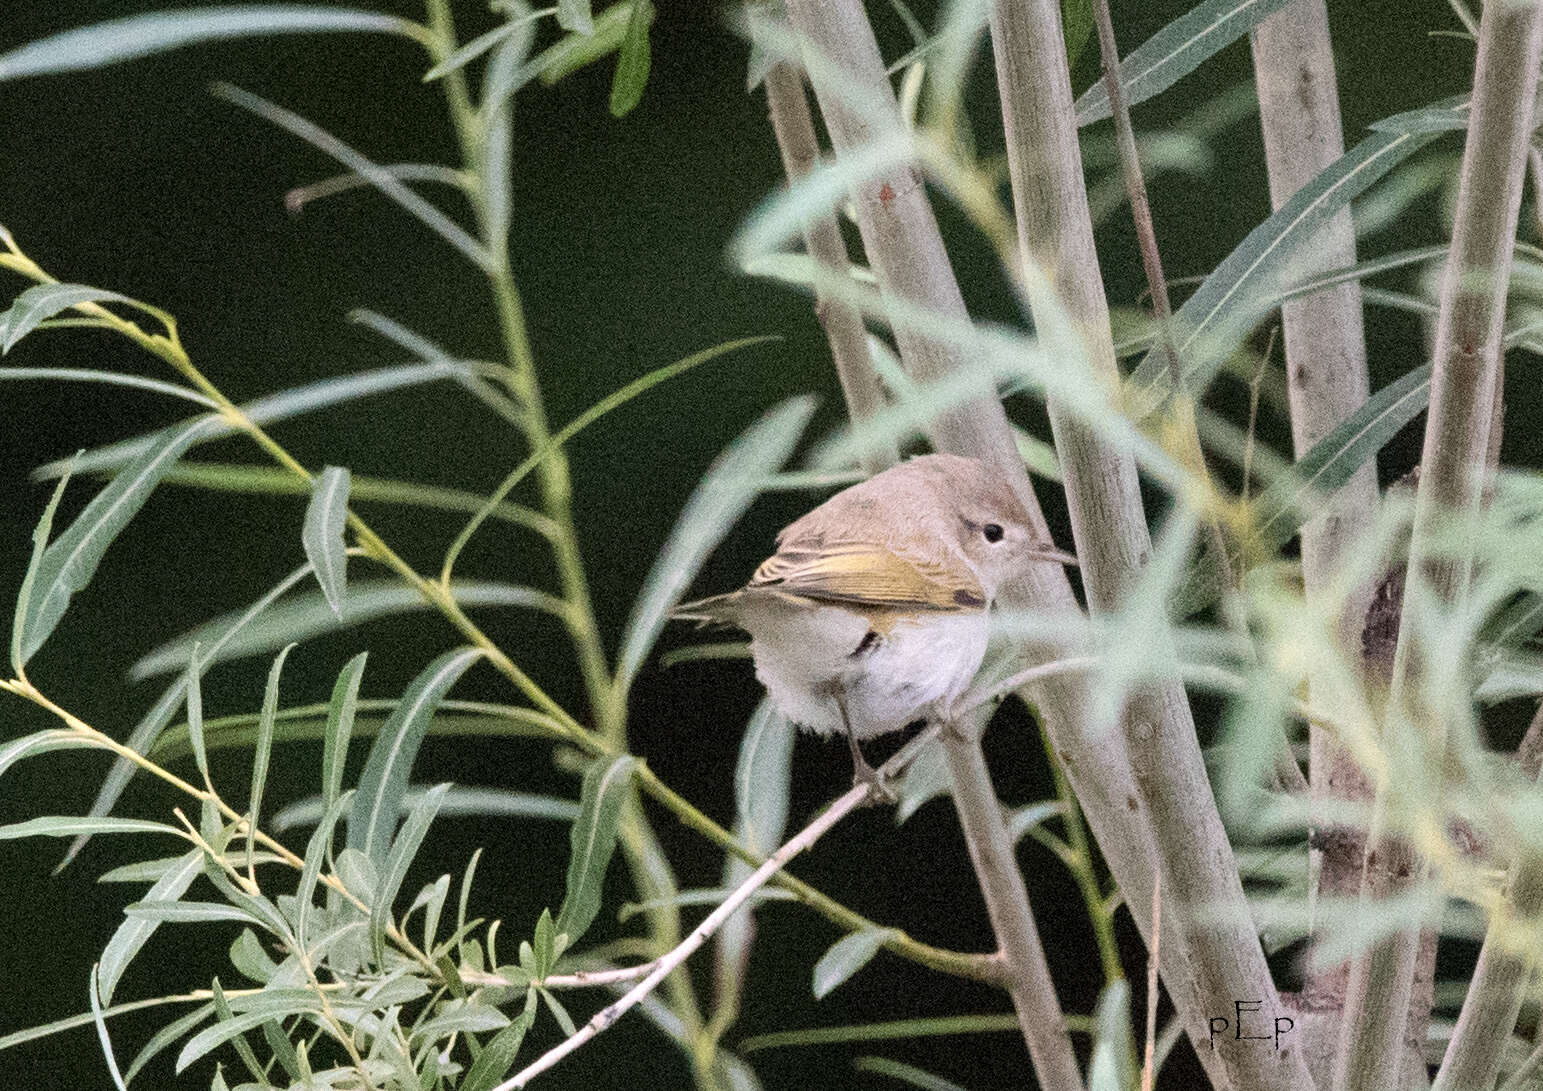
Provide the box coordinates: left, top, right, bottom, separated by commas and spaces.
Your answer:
1089, 0, 1236, 599
763, 60, 897, 475
986, 2, 1312, 1088
1141, 871, 1161, 1091
496, 730, 939, 1090
1335, 3, 1543, 1089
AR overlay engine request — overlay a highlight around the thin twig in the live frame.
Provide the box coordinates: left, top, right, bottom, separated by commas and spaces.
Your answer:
1090, 0, 1234, 592
496, 729, 940, 1090
763, 59, 896, 475
1141, 871, 1161, 1091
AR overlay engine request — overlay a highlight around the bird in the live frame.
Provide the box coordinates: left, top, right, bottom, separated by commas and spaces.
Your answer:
673, 452, 1075, 794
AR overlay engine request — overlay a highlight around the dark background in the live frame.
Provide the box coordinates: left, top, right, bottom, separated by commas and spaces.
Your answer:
0, 1, 1496, 1087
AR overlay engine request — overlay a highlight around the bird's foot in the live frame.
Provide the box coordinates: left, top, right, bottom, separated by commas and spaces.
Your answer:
850, 754, 898, 806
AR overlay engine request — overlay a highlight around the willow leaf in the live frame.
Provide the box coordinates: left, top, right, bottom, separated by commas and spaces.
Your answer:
555, 754, 639, 945
302, 466, 350, 616
0, 7, 421, 80
348, 648, 483, 866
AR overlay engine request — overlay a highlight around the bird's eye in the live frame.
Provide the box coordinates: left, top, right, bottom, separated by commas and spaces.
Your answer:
982, 523, 1005, 543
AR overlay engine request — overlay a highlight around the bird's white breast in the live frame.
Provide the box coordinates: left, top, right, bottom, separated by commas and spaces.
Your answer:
740, 599, 989, 740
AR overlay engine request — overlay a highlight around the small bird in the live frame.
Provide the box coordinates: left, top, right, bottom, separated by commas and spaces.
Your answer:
674, 453, 1075, 794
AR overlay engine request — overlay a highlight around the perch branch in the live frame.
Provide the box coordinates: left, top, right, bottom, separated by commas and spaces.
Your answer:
1334, 3, 1543, 1089
496, 729, 940, 1090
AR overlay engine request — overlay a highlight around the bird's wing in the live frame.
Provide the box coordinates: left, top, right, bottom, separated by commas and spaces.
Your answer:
749, 542, 983, 610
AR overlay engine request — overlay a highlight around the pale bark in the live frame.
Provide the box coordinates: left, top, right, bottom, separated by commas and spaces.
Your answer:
1335, 3, 1543, 1089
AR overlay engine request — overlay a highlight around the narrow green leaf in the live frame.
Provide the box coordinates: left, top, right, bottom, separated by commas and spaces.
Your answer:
461, 988, 538, 1091
419, 873, 452, 952
718, 700, 796, 1012
539, 988, 578, 1036
177, 981, 313, 1074
1126, 131, 1432, 416
12, 456, 75, 673
895, 738, 949, 824
98, 856, 191, 883
616, 395, 815, 691
411, 1002, 511, 1042
295, 790, 353, 952
98, 850, 202, 1005
733, 699, 796, 856
0, 816, 181, 840
617, 887, 796, 922
1253, 364, 1432, 547
0, 7, 423, 80
349, 649, 483, 865
246, 645, 294, 880
0, 729, 104, 780
39, 361, 488, 481
443, 334, 774, 583
1090, 979, 1138, 1091
555, 755, 639, 945
609, 0, 652, 117
184, 642, 210, 787
277, 786, 579, 831
852, 1057, 969, 1091
18, 416, 218, 664
123, 901, 265, 924
1074, 0, 1294, 124
741, 1013, 1023, 1052
323, 652, 368, 810
0, 283, 137, 353
124, 1003, 217, 1083
144, 461, 552, 538
132, 581, 560, 679
302, 466, 350, 616
534, 1, 637, 84
1279, 244, 1449, 305
89, 966, 129, 1091
228, 928, 278, 984
812, 928, 897, 1000
371, 782, 450, 961
1007, 801, 1067, 844
0, 367, 217, 406
558, 0, 594, 34
1368, 93, 1472, 135
64, 564, 314, 869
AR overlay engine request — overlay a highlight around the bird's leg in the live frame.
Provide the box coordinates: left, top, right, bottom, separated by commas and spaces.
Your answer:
833, 689, 895, 804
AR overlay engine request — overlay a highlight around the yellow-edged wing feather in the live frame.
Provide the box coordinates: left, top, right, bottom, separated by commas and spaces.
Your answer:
749, 543, 983, 610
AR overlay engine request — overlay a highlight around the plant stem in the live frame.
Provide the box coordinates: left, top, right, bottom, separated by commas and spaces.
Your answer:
941, 720, 1085, 1090
762, 60, 896, 475
422, 1, 709, 1068
1334, 3, 1543, 1089
1249, 6, 1393, 1076
986, 1, 1313, 1088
